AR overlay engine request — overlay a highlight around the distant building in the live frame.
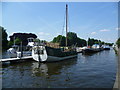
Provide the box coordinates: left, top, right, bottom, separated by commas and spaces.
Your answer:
9, 33, 37, 46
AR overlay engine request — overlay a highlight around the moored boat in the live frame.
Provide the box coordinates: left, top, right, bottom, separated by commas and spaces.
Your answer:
82, 48, 100, 54
82, 44, 102, 54
32, 4, 77, 62
7, 38, 34, 58
32, 45, 77, 62
102, 45, 110, 50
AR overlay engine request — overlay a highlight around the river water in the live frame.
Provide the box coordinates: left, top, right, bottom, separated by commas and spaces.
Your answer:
1, 48, 117, 88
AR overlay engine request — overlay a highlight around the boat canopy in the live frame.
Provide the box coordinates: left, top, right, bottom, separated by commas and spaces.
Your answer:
92, 44, 100, 48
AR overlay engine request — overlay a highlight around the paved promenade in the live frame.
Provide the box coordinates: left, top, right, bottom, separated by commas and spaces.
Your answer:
113, 48, 119, 90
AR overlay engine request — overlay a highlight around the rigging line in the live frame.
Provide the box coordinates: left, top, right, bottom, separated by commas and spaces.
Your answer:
59, 8, 66, 45
68, 12, 70, 32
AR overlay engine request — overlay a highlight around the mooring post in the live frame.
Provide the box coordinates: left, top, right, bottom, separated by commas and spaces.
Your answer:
21, 41, 23, 58
37, 44, 41, 63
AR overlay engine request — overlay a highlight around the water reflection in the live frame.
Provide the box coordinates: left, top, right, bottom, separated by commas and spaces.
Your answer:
31, 59, 77, 77
2, 48, 117, 88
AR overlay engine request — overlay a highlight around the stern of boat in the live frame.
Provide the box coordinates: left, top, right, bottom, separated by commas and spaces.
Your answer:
32, 46, 48, 62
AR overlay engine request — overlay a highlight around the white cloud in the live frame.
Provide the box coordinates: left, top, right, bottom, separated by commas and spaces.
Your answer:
56, 33, 61, 35
10, 32, 17, 36
37, 32, 52, 41
38, 32, 50, 36
115, 28, 120, 31
91, 32, 96, 35
99, 29, 110, 32
45, 33, 50, 35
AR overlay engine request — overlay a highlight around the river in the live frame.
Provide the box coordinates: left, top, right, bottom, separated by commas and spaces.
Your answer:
1, 48, 117, 88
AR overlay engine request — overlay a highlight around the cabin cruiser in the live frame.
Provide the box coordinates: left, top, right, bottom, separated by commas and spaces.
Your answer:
76, 46, 87, 53
102, 45, 110, 50
7, 45, 18, 58
82, 44, 103, 54
7, 38, 34, 58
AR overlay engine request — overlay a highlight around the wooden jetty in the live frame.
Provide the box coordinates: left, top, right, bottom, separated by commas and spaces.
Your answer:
1, 56, 33, 62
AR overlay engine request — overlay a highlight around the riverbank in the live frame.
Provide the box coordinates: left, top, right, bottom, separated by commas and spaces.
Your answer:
113, 48, 119, 89
113, 71, 118, 88
113, 46, 118, 55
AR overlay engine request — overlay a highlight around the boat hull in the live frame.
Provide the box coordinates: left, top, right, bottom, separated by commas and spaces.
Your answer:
32, 46, 77, 62
82, 48, 100, 54
44, 55, 77, 62
33, 55, 77, 62
104, 48, 110, 50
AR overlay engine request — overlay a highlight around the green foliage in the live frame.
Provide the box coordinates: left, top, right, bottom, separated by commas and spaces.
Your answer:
101, 41, 105, 44
8, 41, 13, 48
0, 26, 8, 50
14, 37, 21, 45
52, 32, 115, 47
8, 38, 22, 47
67, 32, 77, 46
52, 35, 63, 43
52, 35, 66, 46
76, 38, 86, 47
88, 38, 94, 46
41, 40, 47, 43
88, 38, 105, 46
116, 38, 120, 47
52, 32, 86, 47
105, 43, 114, 46
34, 38, 40, 42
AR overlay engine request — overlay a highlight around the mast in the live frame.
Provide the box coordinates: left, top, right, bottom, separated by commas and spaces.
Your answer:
66, 4, 68, 47
87, 39, 88, 47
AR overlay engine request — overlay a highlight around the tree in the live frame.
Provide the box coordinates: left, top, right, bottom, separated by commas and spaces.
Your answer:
88, 38, 94, 46
101, 41, 105, 45
14, 37, 21, 45
34, 38, 40, 43
76, 38, 86, 47
0, 26, 8, 50
52, 35, 65, 46
67, 32, 78, 46
52, 31, 113, 47
8, 41, 13, 48
52, 32, 87, 47
116, 38, 120, 47
88, 38, 103, 46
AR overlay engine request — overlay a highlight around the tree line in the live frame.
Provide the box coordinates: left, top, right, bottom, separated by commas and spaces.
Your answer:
1, 26, 114, 51
52, 32, 86, 47
52, 32, 114, 47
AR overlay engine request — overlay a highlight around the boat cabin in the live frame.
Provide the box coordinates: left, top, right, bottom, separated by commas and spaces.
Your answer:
27, 38, 35, 47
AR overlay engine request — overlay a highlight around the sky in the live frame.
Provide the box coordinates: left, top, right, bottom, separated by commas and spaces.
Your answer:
1, 2, 118, 43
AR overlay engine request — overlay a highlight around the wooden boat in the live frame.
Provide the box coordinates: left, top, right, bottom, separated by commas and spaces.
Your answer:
32, 46, 77, 62
32, 4, 77, 62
